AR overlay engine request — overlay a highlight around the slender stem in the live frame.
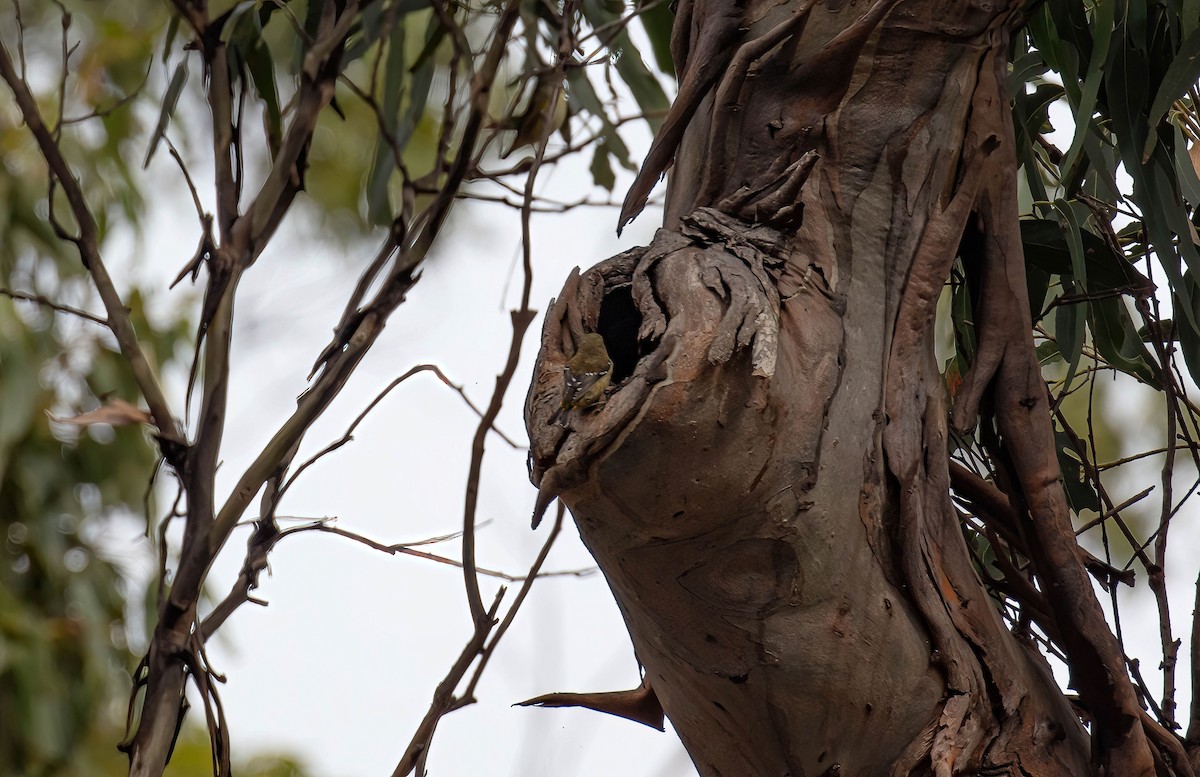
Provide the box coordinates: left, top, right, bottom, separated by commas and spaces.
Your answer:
0, 286, 108, 325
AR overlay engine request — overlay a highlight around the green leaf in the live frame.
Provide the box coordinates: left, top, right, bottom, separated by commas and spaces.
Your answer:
142, 59, 189, 168
343, 0, 430, 67
1021, 219, 1149, 293
1008, 50, 1049, 95
566, 67, 634, 170
637, 0, 675, 77
161, 14, 180, 65
590, 142, 616, 191
1174, 126, 1200, 206
1186, 0, 1200, 38
365, 16, 409, 226
1104, 21, 1151, 162
1027, 5, 1074, 87
580, 0, 669, 132
1145, 25, 1200, 147
1027, 263, 1051, 323
1054, 297, 1085, 389
1148, 154, 1200, 328
411, 9, 448, 71
241, 37, 283, 158
1059, 0, 1116, 177
397, 60, 434, 153
1054, 199, 1089, 286
1090, 296, 1160, 386
1014, 82, 1064, 139
613, 46, 669, 131
1036, 339, 1062, 365
1055, 424, 1100, 514
1047, 0, 1094, 65
1052, 200, 1089, 392
1176, 272, 1200, 385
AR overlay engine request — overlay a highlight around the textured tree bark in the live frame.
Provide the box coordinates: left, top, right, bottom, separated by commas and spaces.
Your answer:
527, 0, 1181, 774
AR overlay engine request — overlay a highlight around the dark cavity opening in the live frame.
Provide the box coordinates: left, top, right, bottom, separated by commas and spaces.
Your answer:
598, 284, 643, 382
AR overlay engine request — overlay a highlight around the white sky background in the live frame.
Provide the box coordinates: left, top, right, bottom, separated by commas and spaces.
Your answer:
83, 44, 1200, 777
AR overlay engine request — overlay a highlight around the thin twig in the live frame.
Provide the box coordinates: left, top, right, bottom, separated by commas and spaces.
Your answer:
279, 521, 591, 582
1139, 299, 1180, 728
0, 286, 107, 325
456, 503, 568, 706
166, 136, 206, 223
279, 364, 520, 498
390, 589, 506, 777
59, 61, 151, 125
1073, 486, 1155, 536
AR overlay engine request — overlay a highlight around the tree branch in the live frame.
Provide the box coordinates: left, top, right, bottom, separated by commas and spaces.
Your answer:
0, 286, 108, 326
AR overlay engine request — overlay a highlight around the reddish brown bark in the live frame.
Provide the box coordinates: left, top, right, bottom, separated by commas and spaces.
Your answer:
527, 0, 1189, 774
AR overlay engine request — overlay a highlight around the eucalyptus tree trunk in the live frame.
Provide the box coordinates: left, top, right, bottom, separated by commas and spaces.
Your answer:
527, 0, 1180, 774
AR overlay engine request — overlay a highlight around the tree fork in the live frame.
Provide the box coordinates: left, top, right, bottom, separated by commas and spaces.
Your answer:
527, 0, 1190, 774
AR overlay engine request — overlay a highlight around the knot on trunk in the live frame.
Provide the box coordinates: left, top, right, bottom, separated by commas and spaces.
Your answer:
524, 208, 788, 526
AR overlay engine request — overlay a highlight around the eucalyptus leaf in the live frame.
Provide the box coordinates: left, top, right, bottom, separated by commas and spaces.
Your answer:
1145, 24, 1200, 150
142, 60, 189, 168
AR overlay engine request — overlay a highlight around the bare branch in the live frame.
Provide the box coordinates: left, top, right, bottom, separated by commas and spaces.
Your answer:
457, 503, 568, 707
166, 136, 206, 224
390, 589, 505, 777
0, 286, 107, 326
282, 521, 590, 582
211, 0, 527, 564
281, 364, 521, 498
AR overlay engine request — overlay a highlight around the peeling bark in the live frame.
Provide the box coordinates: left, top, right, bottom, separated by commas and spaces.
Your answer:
527, 0, 1189, 774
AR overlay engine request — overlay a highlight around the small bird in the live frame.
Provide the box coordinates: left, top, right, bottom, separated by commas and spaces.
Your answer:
550, 333, 613, 426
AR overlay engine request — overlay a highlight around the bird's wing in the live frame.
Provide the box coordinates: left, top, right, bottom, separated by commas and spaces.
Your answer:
562, 366, 608, 405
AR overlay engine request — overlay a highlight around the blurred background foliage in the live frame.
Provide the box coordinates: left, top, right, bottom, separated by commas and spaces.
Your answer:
0, 1, 311, 774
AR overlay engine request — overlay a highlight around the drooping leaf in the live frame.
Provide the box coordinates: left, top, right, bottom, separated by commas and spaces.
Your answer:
142, 59, 189, 168
1054, 424, 1101, 514
566, 67, 634, 170
1145, 25, 1200, 159
580, 0, 670, 132
365, 13, 410, 226
1175, 271, 1200, 384
1058, 0, 1116, 178
1089, 296, 1160, 387
590, 141, 616, 191
1020, 219, 1150, 294
241, 37, 283, 158
637, 0, 675, 77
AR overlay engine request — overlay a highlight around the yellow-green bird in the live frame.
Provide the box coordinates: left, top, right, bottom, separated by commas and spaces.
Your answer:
550, 333, 613, 426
